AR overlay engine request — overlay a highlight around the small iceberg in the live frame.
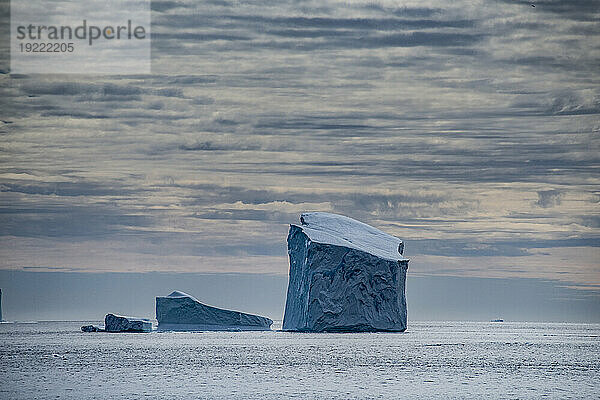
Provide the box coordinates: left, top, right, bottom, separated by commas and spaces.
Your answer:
81, 325, 101, 332
156, 291, 273, 331
104, 314, 152, 332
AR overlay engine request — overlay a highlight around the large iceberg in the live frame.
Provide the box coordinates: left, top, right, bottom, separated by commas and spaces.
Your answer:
104, 314, 152, 332
156, 291, 273, 331
283, 212, 409, 332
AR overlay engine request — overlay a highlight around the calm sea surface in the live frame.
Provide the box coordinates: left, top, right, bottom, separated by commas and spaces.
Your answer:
1, 321, 598, 399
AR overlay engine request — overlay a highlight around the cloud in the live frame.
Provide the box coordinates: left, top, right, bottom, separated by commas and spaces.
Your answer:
496, 0, 600, 21
228, 15, 476, 30
0, 0, 598, 292
535, 190, 563, 208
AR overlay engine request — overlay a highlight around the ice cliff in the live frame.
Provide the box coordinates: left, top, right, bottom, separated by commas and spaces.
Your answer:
156, 291, 273, 331
283, 212, 409, 332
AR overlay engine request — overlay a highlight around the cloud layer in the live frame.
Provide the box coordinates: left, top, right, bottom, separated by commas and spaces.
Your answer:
0, 0, 598, 291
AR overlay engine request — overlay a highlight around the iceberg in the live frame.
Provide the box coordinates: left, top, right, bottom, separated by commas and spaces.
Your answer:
104, 314, 152, 332
81, 324, 101, 332
156, 291, 273, 331
283, 212, 409, 332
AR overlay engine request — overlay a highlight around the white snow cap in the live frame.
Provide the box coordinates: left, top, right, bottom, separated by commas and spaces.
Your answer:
294, 212, 407, 262
162, 291, 199, 302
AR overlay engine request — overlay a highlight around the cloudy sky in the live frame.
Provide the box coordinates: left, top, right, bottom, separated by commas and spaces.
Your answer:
0, 0, 598, 320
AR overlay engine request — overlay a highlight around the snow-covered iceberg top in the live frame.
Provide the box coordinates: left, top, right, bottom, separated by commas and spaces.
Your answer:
294, 212, 407, 262
162, 290, 199, 301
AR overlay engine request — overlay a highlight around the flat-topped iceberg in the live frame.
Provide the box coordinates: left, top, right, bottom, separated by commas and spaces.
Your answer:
156, 291, 273, 331
283, 212, 409, 332
104, 314, 152, 332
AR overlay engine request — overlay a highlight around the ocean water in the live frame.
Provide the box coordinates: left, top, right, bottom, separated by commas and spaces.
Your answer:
0, 321, 598, 399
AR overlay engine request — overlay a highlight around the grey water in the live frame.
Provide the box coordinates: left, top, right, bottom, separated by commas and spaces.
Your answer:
1, 321, 598, 399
